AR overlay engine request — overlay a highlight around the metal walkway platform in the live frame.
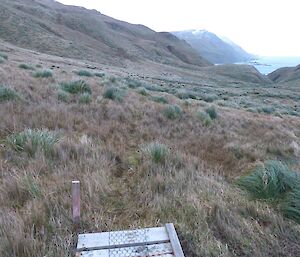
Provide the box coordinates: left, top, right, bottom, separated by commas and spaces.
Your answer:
75, 223, 185, 257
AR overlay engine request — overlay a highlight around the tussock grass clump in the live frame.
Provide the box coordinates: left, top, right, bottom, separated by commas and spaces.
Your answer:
281, 189, 300, 223
197, 111, 212, 127
237, 160, 300, 223
33, 70, 53, 78
142, 142, 170, 164
60, 80, 91, 94
202, 94, 218, 103
18, 63, 34, 70
176, 90, 197, 100
151, 96, 168, 104
0, 56, 5, 63
0, 86, 19, 102
164, 105, 182, 120
94, 72, 105, 78
138, 88, 148, 96
79, 93, 92, 104
57, 90, 70, 103
258, 106, 276, 114
125, 78, 142, 89
103, 86, 124, 101
0, 52, 8, 60
205, 106, 218, 120
6, 129, 60, 157
76, 70, 93, 77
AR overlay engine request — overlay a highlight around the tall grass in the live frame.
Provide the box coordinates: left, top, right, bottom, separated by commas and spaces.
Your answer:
237, 160, 300, 223
19, 63, 34, 70
79, 93, 92, 104
205, 106, 218, 120
151, 96, 168, 104
75, 70, 93, 77
0, 52, 8, 60
60, 80, 91, 94
0, 86, 19, 102
197, 111, 212, 127
163, 105, 182, 120
6, 129, 60, 157
142, 142, 169, 164
103, 87, 124, 101
33, 70, 53, 78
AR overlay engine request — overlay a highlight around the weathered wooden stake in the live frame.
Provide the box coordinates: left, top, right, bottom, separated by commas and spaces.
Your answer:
72, 180, 80, 225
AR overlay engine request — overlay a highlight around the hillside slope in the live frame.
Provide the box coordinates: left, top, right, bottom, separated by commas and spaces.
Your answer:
0, 41, 300, 257
172, 30, 254, 64
0, 0, 211, 68
268, 64, 300, 83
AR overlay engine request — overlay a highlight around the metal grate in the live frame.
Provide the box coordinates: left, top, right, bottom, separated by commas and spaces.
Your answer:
109, 243, 173, 257
109, 228, 150, 246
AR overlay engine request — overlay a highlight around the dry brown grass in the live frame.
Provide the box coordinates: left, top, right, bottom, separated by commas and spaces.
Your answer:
1, 43, 300, 257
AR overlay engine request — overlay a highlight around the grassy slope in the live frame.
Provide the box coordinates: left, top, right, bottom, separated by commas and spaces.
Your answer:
0, 0, 211, 68
0, 42, 300, 257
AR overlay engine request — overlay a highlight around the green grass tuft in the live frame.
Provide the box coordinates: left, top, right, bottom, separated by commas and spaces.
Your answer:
138, 88, 148, 96
7, 130, 59, 156
163, 105, 182, 120
60, 80, 91, 94
0, 86, 19, 102
94, 72, 105, 78
237, 160, 300, 223
142, 142, 169, 164
76, 70, 93, 77
19, 63, 35, 70
125, 78, 142, 89
57, 90, 70, 103
197, 111, 212, 127
205, 106, 218, 120
103, 87, 124, 101
79, 93, 92, 104
6, 129, 60, 157
33, 70, 53, 78
0, 52, 8, 60
151, 96, 168, 104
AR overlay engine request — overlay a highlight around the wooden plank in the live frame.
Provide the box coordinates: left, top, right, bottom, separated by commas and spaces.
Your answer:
72, 181, 80, 225
77, 227, 169, 251
165, 223, 185, 257
80, 242, 174, 257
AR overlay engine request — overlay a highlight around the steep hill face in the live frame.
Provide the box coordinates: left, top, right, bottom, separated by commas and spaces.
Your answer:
0, 0, 211, 68
172, 30, 254, 64
268, 64, 300, 83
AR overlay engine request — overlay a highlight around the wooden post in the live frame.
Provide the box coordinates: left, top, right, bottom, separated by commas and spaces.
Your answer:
72, 180, 80, 225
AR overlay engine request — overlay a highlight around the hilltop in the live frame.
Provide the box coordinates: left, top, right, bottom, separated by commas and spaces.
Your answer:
172, 30, 254, 64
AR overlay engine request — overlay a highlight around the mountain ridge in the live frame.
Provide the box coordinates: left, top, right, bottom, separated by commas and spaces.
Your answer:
0, 0, 211, 69
172, 29, 254, 64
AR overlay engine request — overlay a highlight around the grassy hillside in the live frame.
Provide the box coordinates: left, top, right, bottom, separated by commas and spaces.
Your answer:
0, 40, 300, 257
0, 0, 211, 69
268, 64, 300, 83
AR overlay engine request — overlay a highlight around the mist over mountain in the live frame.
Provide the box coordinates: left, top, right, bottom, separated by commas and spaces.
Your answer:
172, 30, 255, 64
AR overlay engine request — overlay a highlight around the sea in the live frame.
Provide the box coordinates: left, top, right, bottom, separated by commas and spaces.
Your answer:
238, 56, 300, 75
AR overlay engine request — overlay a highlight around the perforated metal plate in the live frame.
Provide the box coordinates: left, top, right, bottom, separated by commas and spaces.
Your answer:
77, 227, 169, 250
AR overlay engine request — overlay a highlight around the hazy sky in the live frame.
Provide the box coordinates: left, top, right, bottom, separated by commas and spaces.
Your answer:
57, 0, 300, 56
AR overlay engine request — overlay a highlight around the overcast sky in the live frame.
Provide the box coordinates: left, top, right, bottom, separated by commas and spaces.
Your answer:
57, 0, 300, 56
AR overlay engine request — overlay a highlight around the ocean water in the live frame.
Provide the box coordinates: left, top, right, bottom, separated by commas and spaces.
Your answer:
244, 56, 300, 75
